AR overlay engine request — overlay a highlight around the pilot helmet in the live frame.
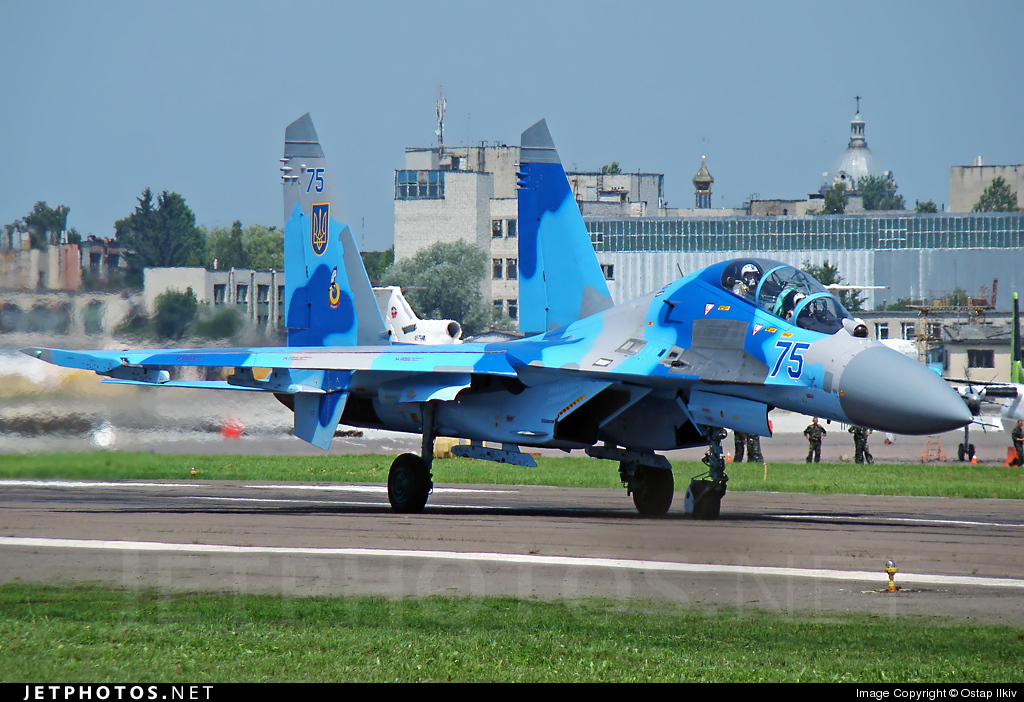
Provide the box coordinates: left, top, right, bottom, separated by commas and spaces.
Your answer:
741, 263, 759, 286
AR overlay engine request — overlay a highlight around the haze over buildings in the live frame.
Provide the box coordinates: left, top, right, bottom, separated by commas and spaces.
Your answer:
2, 1, 1022, 251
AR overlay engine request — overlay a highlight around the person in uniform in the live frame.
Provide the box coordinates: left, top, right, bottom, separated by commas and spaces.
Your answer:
804, 417, 826, 463
733, 430, 747, 462
1012, 420, 1023, 467
849, 425, 873, 464
746, 433, 763, 463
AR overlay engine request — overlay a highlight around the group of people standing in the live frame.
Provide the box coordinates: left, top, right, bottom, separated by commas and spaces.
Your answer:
729, 418, 874, 464
802, 417, 873, 464
731, 418, 1024, 465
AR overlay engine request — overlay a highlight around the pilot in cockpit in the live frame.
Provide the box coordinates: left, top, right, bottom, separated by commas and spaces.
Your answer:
731, 263, 761, 297
776, 288, 807, 321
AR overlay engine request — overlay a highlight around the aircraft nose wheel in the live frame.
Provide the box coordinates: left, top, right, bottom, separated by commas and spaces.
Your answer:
957, 425, 976, 462
684, 426, 729, 520
685, 479, 725, 520
387, 453, 433, 513
957, 443, 976, 462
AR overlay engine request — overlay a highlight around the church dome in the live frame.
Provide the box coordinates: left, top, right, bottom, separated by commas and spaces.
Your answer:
822, 100, 878, 192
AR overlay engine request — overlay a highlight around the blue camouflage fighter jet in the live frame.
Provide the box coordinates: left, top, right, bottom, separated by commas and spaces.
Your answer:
24, 116, 972, 519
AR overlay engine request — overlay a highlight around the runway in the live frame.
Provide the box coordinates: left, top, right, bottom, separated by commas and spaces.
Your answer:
2, 478, 1023, 624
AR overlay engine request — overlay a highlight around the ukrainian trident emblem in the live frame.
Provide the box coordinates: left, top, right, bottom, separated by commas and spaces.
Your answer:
310, 203, 329, 256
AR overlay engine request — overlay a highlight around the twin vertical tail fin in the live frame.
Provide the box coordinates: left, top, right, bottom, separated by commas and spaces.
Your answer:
282, 113, 388, 348
280, 114, 387, 449
517, 119, 613, 335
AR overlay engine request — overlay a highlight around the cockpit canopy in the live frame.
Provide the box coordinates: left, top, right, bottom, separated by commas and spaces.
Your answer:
720, 258, 854, 334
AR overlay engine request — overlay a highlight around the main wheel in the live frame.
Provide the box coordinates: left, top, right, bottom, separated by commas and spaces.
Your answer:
387, 453, 432, 513
631, 466, 674, 517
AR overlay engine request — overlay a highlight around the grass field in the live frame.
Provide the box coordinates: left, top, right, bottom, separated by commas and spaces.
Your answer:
1, 584, 1021, 682
3, 451, 1022, 682
3, 451, 1023, 499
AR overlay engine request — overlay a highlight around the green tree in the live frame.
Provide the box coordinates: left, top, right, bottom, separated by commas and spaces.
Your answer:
206, 220, 249, 270
243, 224, 284, 269
820, 183, 848, 215
115, 189, 207, 287
801, 260, 865, 312
972, 176, 1019, 212
858, 173, 905, 210
948, 286, 969, 307
205, 222, 283, 270
361, 247, 395, 282
194, 306, 243, 339
600, 161, 622, 174
916, 200, 938, 213
153, 287, 198, 340
22, 201, 70, 249
880, 297, 916, 311
380, 240, 490, 335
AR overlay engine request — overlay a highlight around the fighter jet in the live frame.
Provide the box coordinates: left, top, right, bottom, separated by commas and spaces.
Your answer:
23, 116, 971, 519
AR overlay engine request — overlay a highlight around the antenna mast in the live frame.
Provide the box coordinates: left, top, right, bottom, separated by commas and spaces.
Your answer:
435, 86, 446, 152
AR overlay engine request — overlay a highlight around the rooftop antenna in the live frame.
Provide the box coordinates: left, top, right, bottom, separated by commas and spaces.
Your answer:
435, 86, 446, 151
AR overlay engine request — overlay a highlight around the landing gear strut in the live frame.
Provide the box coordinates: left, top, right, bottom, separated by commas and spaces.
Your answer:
685, 426, 729, 520
957, 423, 976, 462
620, 461, 674, 516
387, 403, 435, 513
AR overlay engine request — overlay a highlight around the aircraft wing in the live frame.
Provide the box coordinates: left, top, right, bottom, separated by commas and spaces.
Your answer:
24, 345, 513, 377
23, 343, 516, 451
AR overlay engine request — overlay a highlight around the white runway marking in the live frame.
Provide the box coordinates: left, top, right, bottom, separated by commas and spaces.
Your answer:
771, 514, 1024, 528
0, 479, 508, 495
2, 536, 1023, 589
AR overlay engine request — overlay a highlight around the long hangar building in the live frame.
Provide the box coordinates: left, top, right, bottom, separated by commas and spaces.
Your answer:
394, 107, 1024, 315
590, 211, 1024, 309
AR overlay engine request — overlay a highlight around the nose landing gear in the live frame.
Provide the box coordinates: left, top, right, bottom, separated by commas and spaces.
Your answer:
685, 426, 729, 520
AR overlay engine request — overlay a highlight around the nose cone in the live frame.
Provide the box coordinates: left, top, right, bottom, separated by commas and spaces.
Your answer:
839, 346, 972, 434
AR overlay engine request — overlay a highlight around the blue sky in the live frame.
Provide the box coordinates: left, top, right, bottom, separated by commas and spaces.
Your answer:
2, 0, 1021, 252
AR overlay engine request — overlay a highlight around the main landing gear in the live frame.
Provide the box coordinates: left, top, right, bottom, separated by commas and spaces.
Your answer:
685, 426, 729, 520
587, 445, 675, 517
619, 461, 674, 516
387, 403, 435, 513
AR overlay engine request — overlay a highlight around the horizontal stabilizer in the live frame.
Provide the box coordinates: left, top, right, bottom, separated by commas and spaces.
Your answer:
293, 390, 349, 450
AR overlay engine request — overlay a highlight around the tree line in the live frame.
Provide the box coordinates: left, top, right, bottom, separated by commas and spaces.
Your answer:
6, 176, 1019, 339
819, 173, 1018, 215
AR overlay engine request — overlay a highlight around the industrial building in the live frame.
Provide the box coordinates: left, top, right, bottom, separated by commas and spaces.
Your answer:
590, 211, 1024, 310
